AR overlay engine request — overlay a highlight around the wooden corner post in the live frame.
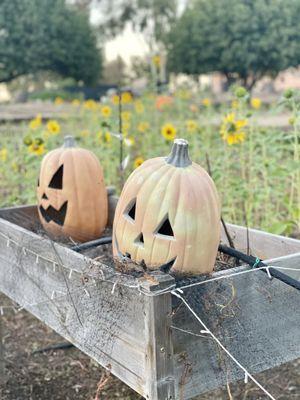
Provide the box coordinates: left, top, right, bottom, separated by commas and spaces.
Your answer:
141, 273, 176, 400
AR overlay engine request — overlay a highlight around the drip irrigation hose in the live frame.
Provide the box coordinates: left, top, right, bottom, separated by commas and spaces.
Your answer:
71, 236, 112, 253
69, 236, 300, 291
218, 243, 300, 291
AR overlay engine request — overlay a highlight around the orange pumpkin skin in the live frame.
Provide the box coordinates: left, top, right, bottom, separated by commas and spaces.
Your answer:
113, 139, 221, 275
37, 136, 108, 243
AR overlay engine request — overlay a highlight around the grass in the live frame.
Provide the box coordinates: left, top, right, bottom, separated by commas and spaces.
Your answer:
1, 88, 299, 236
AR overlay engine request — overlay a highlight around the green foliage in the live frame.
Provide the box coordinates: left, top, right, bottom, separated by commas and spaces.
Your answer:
2, 90, 300, 238
0, 0, 102, 84
167, 0, 300, 89
94, 0, 178, 43
28, 89, 83, 102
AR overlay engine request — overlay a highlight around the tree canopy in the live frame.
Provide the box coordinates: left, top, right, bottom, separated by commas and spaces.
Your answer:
167, 0, 300, 89
91, 0, 178, 45
0, 0, 102, 85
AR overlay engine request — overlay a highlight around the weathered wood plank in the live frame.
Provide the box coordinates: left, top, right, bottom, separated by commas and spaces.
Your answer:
222, 222, 300, 259
1, 204, 300, 400
142, 273, 176, 400
172, 255, 300, 399
0, 216, 147, 397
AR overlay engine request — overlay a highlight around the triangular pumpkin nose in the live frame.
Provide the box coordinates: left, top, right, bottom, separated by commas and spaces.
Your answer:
42, 193, 48, 200
134, 233, 144, 246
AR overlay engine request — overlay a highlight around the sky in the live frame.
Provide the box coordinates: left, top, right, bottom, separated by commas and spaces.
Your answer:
103, 25, 149, 64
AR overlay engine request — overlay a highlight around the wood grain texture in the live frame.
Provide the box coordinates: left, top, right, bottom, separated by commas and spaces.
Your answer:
0, 215, 147, 397
142, 273, 176, 400
1, 203, 300, 400
172, 255, 300, 399
222, 222, 300, 259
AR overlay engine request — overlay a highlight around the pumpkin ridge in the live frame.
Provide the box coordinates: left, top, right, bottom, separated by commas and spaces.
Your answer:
190, 167, 220, 273
160, 172, 181, 270
113, 139, 221, 276
134, 164, 175, 263
180, 171, 198, 274
117, 162, 169, 255
147, 167, 179, 267
84, 150, 107, 237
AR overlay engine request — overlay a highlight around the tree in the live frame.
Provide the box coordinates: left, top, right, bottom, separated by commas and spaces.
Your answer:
167, 0, 300, 89
0, 0, 102, 85
101, 56, 127, 85
91, 0, 178, 46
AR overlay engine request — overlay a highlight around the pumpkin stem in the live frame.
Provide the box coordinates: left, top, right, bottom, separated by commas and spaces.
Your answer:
166, 138, 192, 168
63, 136, 76, 148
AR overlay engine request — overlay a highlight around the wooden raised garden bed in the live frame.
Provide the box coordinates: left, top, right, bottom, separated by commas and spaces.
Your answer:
0, 190, 299, 399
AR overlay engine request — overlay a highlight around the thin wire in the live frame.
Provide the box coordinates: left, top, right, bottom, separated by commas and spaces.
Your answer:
171, 325, 211, 339
1, 232, 299, 296
0, 232, 140, 290
177, 265, 299, 291
172, 290, 277, 400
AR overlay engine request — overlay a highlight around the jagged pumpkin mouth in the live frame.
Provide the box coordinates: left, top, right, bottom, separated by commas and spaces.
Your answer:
39, 201, 68, 226
114, 234, 176, 273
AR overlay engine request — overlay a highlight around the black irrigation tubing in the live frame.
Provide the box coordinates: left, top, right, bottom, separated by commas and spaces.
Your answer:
219, 243, 300, 291
71, 236, 113, 252
69, 236, 300, 291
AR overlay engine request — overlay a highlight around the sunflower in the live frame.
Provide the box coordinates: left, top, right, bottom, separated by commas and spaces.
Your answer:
29, 114, 42, 130
135, 101, 144, 114
0, 148, 7, 162
186, 120, 198, 133
134, 157, 144, 168
220, 113, 247, 145
84, 99, 97, 111
54, 97, 64, 105
152, 55, 161, 68
121, 111, 131, 122
23, 135, 33, 146
161, 123, 176, 141
251, 97, 262, 109
71, 99, 80, 107
202, 98, 212, 107
111, 94, 119, 105
80, 129, 90, 137
137, 121, 150, 133
121, 92, 133, 104
47, 120, 61, 135
124, 137, 135, 147
28, 143, 45, 156
231, 100, 239, 109
101, 105, 112, 118
98, 131, 112, 144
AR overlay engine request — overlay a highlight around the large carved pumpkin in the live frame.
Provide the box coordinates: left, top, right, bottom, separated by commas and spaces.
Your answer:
37, 136, 108, 242
113, 138, 221, 275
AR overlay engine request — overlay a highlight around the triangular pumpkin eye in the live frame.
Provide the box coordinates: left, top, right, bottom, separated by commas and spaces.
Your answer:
125, 199, 136, 221
156, 215, 174, 237
49, 165, 63, 189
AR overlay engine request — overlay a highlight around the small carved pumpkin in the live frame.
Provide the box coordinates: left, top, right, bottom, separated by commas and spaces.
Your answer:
37, 136, 108, 242
113, 138, 221, 275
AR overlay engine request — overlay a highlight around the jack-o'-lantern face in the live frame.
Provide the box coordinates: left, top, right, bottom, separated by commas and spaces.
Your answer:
38, 164, 68, 226
114, 197, 177, 271
37, 136, 108, 242
113, 139, 221, 276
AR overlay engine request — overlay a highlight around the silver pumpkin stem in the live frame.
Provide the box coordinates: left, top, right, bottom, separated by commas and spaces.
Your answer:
63, 135, 76, 148
166, 138, 192, 168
